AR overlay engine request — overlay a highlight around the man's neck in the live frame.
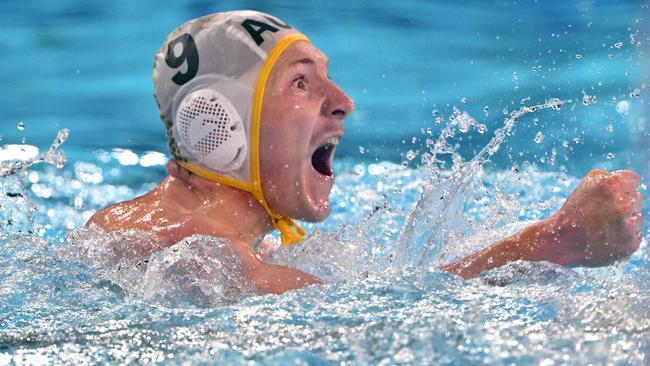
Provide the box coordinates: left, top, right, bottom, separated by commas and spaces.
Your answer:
160, 175, 275, 248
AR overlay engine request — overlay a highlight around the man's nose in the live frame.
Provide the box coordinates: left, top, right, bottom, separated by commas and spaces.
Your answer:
321, 80, 355, 120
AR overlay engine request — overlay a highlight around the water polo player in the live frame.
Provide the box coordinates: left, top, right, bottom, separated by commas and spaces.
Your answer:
88, 10, 643, 293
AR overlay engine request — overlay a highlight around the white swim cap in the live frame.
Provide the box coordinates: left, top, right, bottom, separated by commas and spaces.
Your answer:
152, 10, 309, 245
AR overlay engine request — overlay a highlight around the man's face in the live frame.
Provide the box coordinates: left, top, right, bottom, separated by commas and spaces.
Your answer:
260, 41, 354, 222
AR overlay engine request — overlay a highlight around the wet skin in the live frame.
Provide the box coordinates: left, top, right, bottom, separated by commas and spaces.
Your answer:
260, 41, 354, 222
88, 42, 644, 292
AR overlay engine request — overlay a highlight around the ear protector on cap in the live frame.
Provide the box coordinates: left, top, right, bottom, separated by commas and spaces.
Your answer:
175, 89, 247, 172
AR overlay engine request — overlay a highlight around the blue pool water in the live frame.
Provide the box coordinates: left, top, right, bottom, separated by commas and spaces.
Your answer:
1, 1, 650, 365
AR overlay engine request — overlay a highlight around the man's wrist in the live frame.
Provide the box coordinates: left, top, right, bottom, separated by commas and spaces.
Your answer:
523, 214, 580, 266
517, 216, 554, 262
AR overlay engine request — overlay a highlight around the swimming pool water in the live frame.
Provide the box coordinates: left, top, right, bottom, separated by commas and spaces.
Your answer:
1, 155, 649, 364
1, 1, 649, 365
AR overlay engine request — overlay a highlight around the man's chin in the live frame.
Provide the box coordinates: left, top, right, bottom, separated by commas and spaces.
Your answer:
295, 202, 331, 223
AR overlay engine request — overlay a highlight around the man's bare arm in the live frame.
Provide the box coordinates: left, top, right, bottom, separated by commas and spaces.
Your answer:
441, 219, 553, 279
246, 262, 324, 294
441, 169, 643, 279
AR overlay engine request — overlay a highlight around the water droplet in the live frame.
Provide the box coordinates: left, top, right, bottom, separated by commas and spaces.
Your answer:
575, 54, 583, 59
406, 150, 417, 161
534, 131, 544, 144
512, 72, 518, 81
606, 152, 615, 159
476, 124, 487, 134
17, 122, 25, 131
431, 109, 439, 117
546, 98, 563, 110
606, 124, 614, 133
581, 92, 597, 105
613, 42, 623, 49
460, 97, 467, 104
616, 100, 630, 115
450, 109, 478, 134
630, 88, 641, 98
483, 106, 489, 114
358, 146, 366, 154
421, 152, 433, 165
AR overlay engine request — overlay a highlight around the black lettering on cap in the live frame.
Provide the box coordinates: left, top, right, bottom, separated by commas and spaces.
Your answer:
264, 16, 291, 29
241, 18, 285, 46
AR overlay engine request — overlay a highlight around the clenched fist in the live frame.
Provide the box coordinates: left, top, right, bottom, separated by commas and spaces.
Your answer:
546, 169, 643, 267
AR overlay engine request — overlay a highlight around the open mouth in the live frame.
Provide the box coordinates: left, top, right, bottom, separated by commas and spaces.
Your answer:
311, 137, 339, 177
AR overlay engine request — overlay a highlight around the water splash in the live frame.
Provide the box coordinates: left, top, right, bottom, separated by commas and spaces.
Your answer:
270, 201, 392, 282
0, 129, 68, 177
394, 99, 569, 268
65, 225, 253, 307
0, 129, 68, 233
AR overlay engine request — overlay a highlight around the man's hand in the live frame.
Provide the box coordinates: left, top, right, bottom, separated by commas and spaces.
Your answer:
543, 169, 643, 267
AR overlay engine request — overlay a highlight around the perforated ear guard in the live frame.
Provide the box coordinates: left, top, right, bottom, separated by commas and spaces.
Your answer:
174, 89, 247, 172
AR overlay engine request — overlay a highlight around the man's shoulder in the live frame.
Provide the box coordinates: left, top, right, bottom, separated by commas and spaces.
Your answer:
86, 201, 129, 230
86, 191, 168, 232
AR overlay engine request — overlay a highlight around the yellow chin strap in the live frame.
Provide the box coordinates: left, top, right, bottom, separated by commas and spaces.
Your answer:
178, 33, 309, 246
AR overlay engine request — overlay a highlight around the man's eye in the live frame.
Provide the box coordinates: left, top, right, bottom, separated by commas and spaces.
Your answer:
291, 76, 307, 90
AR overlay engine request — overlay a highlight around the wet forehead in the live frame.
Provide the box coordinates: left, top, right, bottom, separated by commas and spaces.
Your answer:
275, 41, 329, 72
